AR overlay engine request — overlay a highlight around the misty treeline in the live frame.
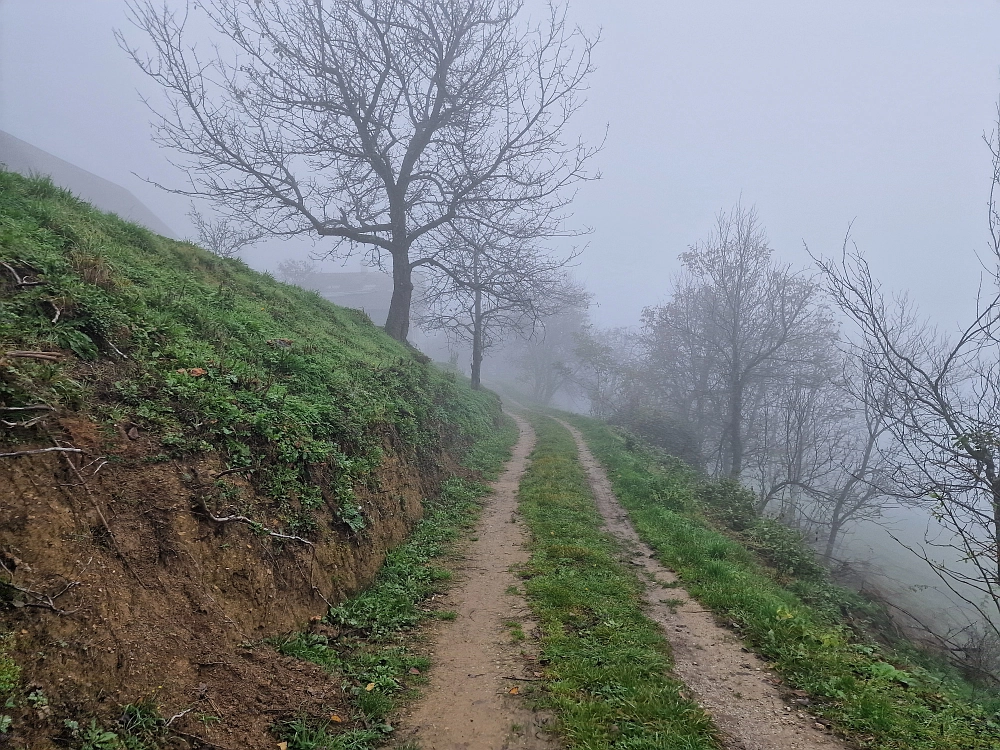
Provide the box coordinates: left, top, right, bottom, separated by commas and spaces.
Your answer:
121, 0, 598, 364
499, 204, 895, 566
498, 118, 1000, 678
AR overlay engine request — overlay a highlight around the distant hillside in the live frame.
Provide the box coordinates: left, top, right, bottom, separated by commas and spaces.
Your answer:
0, 129, 176, 238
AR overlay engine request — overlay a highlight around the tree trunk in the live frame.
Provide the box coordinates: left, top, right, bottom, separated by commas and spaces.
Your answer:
727, 382, 744, 479
384, 252, 413, 342
471, 287, 483, 390
824, 517, 842, 562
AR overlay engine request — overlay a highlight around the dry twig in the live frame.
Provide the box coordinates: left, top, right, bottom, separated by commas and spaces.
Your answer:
0, 446, 82, 458
1, 261, 42, 287
197, 497, 314, 546
0, 559, 79, 615
4, 351, 62, 361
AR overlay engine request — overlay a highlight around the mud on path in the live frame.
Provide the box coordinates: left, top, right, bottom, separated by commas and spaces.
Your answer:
394, 413, 558, 750
555, 418, 850, 750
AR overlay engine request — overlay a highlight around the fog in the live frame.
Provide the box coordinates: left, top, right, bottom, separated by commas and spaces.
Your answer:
6, 0, 1000, 669
4, 2, 1000, 328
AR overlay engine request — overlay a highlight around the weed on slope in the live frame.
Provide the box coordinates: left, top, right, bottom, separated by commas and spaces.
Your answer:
516, 414, 718, 750
568, 414, 1000, 750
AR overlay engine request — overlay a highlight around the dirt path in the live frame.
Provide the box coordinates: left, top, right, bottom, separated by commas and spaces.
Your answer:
394, 414, 558, 750
555, 418, 850, 750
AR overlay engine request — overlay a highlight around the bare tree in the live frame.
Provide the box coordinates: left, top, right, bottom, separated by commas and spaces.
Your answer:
188, 205, 261, 258
572, 324, 641, 419
501, 304, 590, 405
642, 204, 836, 479
814, 235, 1000, 635
121, 0, 599, 342
414, 219, 580, 389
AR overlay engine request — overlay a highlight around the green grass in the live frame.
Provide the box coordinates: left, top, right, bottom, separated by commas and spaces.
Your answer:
274, 418, 518, 749
567, 414, 1000, 750
0, 169, 503, 538
516, 414, 718, 750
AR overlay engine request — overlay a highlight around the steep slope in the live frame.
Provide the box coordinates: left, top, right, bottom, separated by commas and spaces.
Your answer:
0, 170, 504, 748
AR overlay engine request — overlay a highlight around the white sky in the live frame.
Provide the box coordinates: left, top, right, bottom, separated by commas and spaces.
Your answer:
2, 0, 1000, 328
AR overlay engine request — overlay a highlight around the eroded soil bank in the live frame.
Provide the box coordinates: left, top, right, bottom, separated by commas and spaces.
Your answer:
394, 414, 558, 750
556, 418, 848, 750
0, 417, 461, 749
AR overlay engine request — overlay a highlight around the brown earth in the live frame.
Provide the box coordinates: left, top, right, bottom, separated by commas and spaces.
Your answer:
555, 418, 850, 750
393, 413, 559, 750
0, 413, 461, 749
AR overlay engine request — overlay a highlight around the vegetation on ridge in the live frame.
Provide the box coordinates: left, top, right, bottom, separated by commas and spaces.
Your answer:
274, 420, 519, 749
516, 414, 718, 750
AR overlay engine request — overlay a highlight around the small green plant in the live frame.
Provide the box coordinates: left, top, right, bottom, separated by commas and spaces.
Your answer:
0, 715, 12, 734
26, 689, 48, 707
0, 634, 19, 698
79, 720, 121, 750
502, 620, 526, 642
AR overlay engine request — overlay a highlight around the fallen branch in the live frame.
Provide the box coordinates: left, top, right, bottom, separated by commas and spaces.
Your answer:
0, 560, 79, 615
1, 261, 42, 287
197, 497, 314, 546
165, 708, 192, 727
4, 351, 62, 361
1, 415, 50, 429
0, 405, 54, 412
0, 446, 83, 458
213, 467, 254, 480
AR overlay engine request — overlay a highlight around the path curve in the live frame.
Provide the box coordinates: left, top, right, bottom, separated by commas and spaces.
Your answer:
395, 413, 558, 750
555, 418, 849, 750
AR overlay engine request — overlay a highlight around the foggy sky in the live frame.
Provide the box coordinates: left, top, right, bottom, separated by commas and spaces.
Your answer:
2, 0, 1000, 330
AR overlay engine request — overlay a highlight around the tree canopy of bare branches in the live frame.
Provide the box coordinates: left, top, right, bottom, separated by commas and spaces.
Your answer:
642, 204, 836, 480
121, 0, 599, 341
415, 218, 581, 388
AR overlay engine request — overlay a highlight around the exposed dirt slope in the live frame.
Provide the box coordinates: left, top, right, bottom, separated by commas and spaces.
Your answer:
1, 414, 459, 749
395, 414, 558, 750
556, 418, 849, 750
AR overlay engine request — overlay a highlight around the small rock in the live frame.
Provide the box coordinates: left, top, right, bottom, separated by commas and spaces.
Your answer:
127, 426, 139, 440
814, 722, 826, 731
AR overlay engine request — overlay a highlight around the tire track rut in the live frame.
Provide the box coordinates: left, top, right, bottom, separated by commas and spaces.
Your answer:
394, 414, 558, 750
555, 417, 849, 750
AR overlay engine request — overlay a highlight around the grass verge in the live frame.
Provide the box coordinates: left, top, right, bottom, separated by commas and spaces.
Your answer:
516, 414, 718, 750
567, 413, 1000, 750
272, 416, 519, 749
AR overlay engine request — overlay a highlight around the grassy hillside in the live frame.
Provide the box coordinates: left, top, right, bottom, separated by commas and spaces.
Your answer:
0, 169, 507, 749
0, 169, 499, 532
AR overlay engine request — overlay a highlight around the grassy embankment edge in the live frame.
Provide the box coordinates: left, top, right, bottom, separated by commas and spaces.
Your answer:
566, 413, 1000, 750
513, 413, 719, 750
273, 414, 520, 750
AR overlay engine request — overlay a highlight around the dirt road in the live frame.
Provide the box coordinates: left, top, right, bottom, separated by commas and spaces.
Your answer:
394, 414, 557, 750
555, 418, 849, 750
